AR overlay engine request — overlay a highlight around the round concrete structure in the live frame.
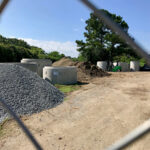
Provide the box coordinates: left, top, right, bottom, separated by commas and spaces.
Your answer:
43, 66, 77, 85
118, 62, 130, 72
113, 62, 118, 67
97, 61, 107, 71
0, 63, 38, 73
130, 61, 140, 71
21, 59, 52, 77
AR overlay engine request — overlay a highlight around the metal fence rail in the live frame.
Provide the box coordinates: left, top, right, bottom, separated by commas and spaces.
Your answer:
105, 119, 150, 150
0, 0, 150, 149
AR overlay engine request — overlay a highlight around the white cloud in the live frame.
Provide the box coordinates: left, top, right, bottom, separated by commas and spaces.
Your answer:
73, 28, 79, 32
20, 38, 79, 57
80, 18, 85, 23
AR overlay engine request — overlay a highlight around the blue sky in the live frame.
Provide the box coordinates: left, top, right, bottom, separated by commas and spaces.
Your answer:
0, 0, 150, 57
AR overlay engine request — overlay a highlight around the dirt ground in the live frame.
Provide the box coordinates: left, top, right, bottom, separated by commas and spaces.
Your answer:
1, 72, 150, 150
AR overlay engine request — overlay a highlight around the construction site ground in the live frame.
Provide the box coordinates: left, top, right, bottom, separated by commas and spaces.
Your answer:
1, 72, 150, 150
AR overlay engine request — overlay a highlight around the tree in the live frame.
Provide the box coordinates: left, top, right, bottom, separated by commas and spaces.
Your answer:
0, 35, 30, 49
0, 35, 48, 62
47, 51, 65, 62
0, 44, 36, 62
30, 46, 48, 59
76, 9, 139, 64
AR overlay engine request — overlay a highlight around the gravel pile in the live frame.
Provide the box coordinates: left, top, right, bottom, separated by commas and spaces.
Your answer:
0, 64, 64, 122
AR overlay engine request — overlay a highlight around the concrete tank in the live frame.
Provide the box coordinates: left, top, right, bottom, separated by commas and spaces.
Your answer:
43, 66, 77, 85
130, 61, 140, 71
97, 61, 107, 71
21, 59, 52, 77
0, 63, 38, 73
118, 62, 130, 72
113, 62, 118, 67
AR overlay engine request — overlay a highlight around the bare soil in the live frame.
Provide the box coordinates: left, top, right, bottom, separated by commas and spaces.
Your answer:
75, 61, 110, 82
52, 57, 75, 67
1, 72, 150, 150
52, 57, 109, 82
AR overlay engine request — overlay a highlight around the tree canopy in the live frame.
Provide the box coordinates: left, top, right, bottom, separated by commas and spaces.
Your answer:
76, 9, 139, 64
0, 43, 36, 62
0, 35, 30, 49
0, 35, 66, 62
47, 51, 65, 62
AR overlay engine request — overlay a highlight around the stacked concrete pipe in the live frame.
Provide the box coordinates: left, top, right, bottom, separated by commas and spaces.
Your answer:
21, 58, 52, 77
118, 62, 130, 72
97, 61, 107, 71
0, 63, 38, 73
130, 61, 140, 71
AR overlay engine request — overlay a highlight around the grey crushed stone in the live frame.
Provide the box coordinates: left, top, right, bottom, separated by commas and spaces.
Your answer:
0, 64, 64, 122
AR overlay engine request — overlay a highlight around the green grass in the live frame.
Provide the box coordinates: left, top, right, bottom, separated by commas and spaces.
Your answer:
55, 84, 80, 93
0, 118, 9, 137
0, 123, 3, 136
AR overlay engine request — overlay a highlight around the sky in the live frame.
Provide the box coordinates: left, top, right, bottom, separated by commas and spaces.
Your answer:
0, 0, 150, 57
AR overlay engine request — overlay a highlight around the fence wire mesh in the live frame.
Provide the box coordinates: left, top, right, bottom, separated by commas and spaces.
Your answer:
0, 0, 9, 15
0, 0, 150, 150
0, 98, 43, 150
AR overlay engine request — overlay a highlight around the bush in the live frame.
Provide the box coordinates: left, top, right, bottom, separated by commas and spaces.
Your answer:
47, 51, 65, 62
0, 44, 36, 62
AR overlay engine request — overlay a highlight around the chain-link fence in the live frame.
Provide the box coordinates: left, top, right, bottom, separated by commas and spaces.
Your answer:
0, 0, 150, 149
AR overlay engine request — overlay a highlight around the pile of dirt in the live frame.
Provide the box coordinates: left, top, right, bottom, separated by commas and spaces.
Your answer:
52, 58, 110, 82
76, 61, 109, 76
52, 57, 75, 67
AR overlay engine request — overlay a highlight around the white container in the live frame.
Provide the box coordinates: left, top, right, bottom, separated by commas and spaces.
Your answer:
21, 59, 52, 77
118, 62, 130, 72
130, 61, 140, 71
43, 66, 77, 85
97, 61, 107, 71
113, 62, 118, 67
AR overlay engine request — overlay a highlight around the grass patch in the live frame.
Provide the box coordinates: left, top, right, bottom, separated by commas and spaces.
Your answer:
0, 118, 9, 137
0, 123, 3, 136
55, 84, 81, 93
